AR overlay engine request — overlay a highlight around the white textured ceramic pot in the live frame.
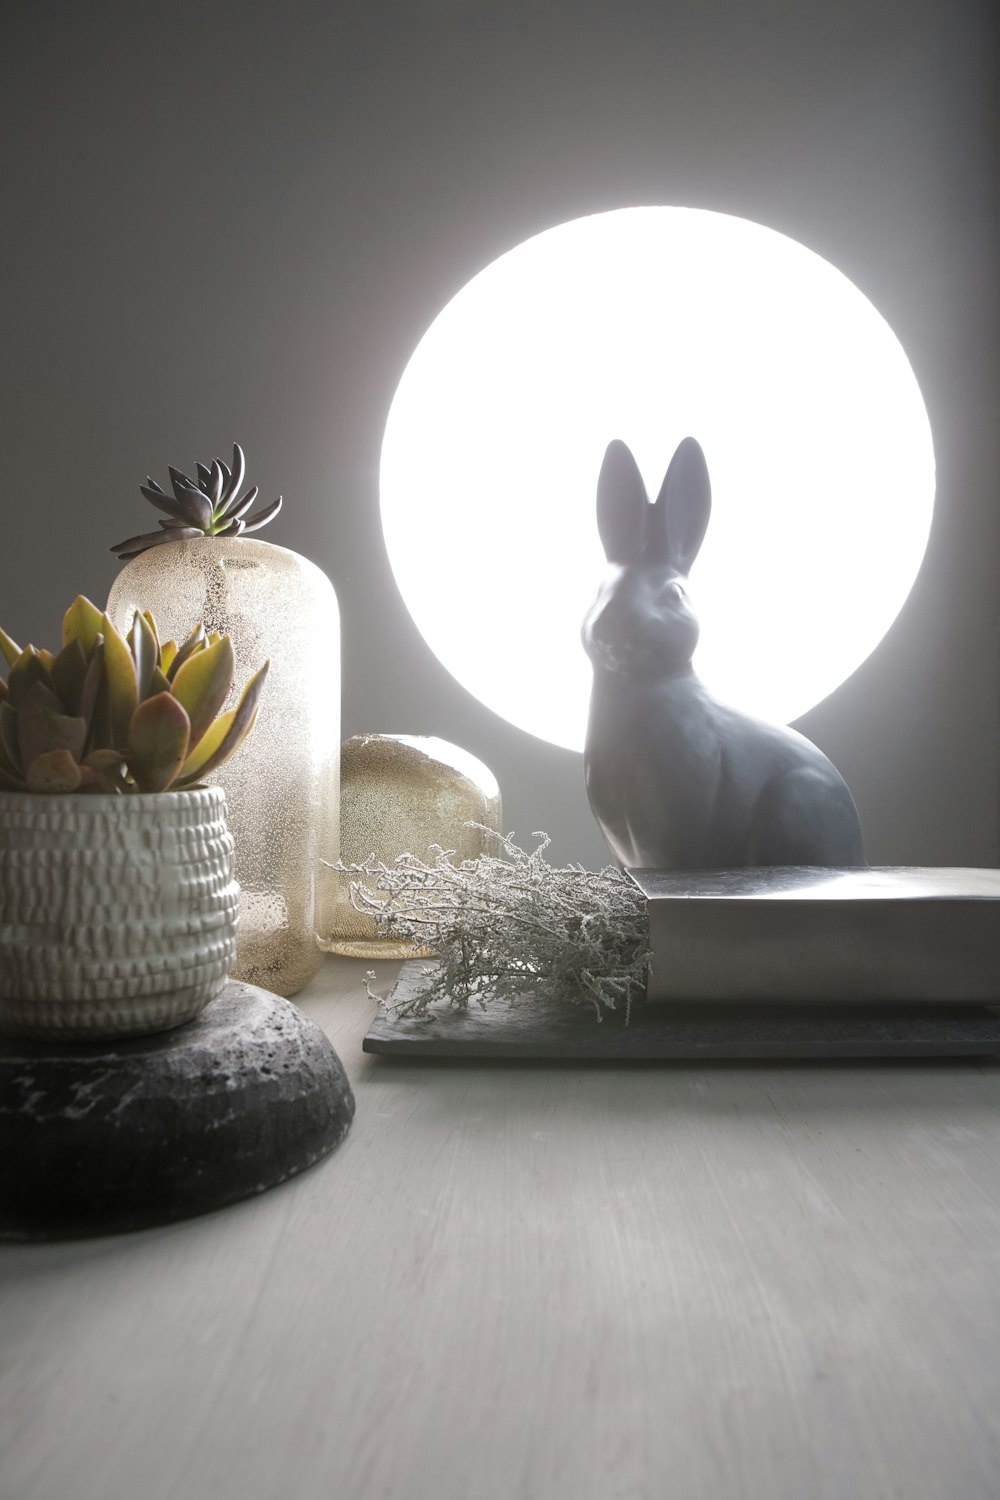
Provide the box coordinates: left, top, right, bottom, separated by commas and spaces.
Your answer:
0, 786, 239, 1041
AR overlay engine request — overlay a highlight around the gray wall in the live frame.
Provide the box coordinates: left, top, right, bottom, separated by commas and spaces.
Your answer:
2, 0, 996, 868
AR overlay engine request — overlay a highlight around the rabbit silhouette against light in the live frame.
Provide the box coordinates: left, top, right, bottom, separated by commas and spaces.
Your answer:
582, 436, 865, 870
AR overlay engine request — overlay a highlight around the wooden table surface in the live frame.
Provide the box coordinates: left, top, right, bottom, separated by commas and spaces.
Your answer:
4, 957, 1000, 1500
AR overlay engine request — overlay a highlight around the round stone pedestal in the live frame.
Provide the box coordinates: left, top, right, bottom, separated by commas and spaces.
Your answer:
0, 981, 355, 1240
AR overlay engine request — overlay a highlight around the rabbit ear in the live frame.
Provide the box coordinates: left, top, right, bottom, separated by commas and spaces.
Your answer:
649, 436, 711, 572
596, 440, 649, 563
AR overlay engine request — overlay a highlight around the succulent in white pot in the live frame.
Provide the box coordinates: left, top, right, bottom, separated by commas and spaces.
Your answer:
0, 596, 267, 1040
107, 444, 340, 998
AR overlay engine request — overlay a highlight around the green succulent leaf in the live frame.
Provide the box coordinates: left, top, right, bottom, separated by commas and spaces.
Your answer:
16, 676, 62, 712
81, 748, 128, 794
160, 640, 178, 675
16, 688, 87, 775
77, 637, 106, 734
86, 676, 114, 758
0, 626, 22, 669
0, 701, 22, 770
171, 710, 234, 786
167, 623, 206, 681
83, 748, 127, 774
76, 767, 120, 794
101, 613, 139, 745
127, 692, 191, 792
25, 749, 83, 793
169, 634, 235, 752
62, 596, 104, 657
148, 665, 172, 696
49, 638, 89, 715
174, 660, 268, 787
7, 647, 56, 707
128, 609, 160, 700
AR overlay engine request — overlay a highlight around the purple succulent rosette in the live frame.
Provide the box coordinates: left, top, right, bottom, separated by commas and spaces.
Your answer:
112, 442, 283, 559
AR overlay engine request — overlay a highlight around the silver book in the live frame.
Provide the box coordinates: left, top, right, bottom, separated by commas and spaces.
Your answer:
628, 866, 1000, 1004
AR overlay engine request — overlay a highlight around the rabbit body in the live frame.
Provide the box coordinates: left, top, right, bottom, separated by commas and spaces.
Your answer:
582, 437, 864, 871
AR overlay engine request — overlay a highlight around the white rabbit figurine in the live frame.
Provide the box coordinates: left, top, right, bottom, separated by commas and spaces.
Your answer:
582, 436, 865, 870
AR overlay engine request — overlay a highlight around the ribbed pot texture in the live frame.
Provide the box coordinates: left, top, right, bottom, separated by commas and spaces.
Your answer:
0, 786, 238, 1039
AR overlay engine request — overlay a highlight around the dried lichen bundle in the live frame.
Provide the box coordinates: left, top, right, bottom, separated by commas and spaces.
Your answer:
332, 828, 649, 1021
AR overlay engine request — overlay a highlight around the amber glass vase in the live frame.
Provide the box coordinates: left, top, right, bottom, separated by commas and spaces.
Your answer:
325, 733, 501, 958
108, 538, 339, 996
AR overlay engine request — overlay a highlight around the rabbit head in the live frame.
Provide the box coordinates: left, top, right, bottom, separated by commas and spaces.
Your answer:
582, 436, 711, 681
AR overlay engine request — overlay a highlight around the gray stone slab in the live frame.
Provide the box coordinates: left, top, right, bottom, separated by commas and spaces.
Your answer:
364, 962, 1000, 1061
630, 865, 1000, 1003
0, 980, 355, 1240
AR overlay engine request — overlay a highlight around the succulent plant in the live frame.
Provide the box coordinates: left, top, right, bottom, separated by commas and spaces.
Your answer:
111, 442, 282, 559
0, 596, 268, 794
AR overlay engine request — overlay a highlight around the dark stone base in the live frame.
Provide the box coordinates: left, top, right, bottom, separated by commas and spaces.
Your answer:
364, 962, 1000, 1061
0, 981, 355, 1240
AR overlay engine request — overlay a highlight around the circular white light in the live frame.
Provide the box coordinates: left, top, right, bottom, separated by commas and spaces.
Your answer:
380, 207, 935, 751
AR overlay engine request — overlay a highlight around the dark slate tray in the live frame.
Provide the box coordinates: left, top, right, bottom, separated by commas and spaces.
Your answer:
364, 962, 1000, 1061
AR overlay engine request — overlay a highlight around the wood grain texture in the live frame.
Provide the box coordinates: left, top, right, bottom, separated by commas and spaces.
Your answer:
3, 957, 1000, 1500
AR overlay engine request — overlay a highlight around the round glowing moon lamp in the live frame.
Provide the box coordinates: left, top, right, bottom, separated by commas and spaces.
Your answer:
380, 207, 935, 752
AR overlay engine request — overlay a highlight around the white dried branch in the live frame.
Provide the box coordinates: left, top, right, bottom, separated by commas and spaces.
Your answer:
327, 827, 649, 1022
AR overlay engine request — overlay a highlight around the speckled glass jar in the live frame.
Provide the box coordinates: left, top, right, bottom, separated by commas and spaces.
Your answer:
107, 538, 339, 997
325, 734, 501, 958
0, 786, 238, 1039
